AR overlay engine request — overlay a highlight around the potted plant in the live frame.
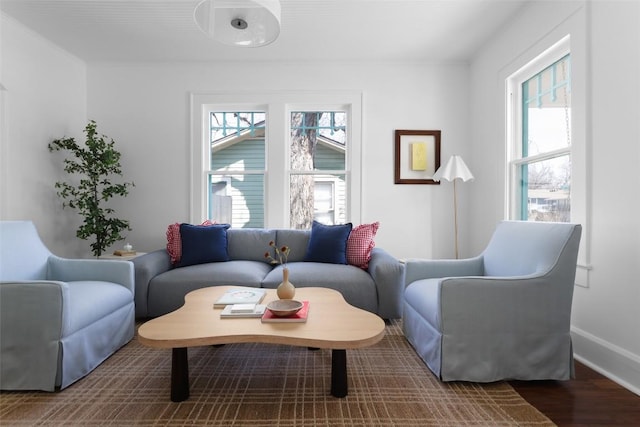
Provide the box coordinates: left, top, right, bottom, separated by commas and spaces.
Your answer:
48, 120, 134, 257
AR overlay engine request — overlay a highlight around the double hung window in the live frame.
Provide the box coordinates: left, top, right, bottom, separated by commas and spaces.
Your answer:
289, 111, 346, 228
191, 92, 361, 229
507, 40, 572, 222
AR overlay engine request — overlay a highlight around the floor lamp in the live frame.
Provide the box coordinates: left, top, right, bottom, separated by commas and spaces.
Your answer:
432, 155, 474, 258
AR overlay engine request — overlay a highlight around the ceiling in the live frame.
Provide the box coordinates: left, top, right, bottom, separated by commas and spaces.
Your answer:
1, 0, 529, 63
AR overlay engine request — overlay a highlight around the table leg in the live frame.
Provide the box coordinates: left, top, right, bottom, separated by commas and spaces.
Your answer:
171, 347, 189, 402
331, 349, 348, 398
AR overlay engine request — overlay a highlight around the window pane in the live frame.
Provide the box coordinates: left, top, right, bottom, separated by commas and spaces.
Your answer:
519, 155, 571, 222
209, 112, 265, 143
522, 54, 571, 156
207, 111, 266, 228
290, 111, 346, 171
525, 107, 571, 156
289, 174, 346, 229
289, 111, 347, 229
515, 53, 571, 223
210, 112, 265, 171
211, 137, 265, 171
208, 174, 264, 228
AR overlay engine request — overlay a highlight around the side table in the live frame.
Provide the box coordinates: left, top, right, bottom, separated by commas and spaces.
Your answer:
99, 252, 146, 261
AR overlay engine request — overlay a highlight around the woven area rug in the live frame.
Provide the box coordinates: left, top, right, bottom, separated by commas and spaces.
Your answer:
1, 321, 554, 426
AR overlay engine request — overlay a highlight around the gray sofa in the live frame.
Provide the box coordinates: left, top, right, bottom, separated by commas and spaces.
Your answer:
133, 228, 404, 319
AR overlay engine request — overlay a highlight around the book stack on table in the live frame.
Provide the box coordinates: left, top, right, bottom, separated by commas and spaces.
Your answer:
214, 288, 310, 322
220, 303, 266, 318
213, 288, 266, 308
261, 301, 309, 323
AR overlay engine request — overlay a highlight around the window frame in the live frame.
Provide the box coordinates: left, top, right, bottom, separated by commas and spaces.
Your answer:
500, 5, 592, 287
506, 37, 571, 222
190, 91, 362, 229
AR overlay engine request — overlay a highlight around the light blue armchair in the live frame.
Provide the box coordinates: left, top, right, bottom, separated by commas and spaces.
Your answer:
403, 220, 582, 382
0, 221, 135, 391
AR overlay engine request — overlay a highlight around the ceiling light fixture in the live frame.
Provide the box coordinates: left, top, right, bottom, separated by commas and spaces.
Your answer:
194, 0, 281, 48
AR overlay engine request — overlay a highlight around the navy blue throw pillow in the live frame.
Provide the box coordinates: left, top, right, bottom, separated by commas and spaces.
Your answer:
177, 223, 230, 267
304, 221, 353, 264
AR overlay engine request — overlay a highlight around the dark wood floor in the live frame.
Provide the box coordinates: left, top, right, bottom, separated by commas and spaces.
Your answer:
510, 361, 640, 426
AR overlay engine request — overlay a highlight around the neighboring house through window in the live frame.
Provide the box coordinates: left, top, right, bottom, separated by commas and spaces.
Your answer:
190, 92, 362, 229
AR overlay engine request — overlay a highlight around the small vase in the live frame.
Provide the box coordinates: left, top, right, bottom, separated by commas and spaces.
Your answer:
277, 267, 295, 299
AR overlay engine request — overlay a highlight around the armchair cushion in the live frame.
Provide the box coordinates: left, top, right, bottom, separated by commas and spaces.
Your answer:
404, 278, 442, 329
63, 281, 134, 336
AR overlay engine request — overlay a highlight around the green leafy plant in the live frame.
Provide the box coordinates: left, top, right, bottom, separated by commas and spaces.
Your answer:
48, 120, 134, 257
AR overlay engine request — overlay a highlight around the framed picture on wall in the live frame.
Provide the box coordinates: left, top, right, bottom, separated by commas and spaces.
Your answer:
394, 130, 441, 184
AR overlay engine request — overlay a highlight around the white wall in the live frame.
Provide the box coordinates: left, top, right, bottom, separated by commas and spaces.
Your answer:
86, 61, 470, 259
469, 0, 640, 394
0, 13, 87, 255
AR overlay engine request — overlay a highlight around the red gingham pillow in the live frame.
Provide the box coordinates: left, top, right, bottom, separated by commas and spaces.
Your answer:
166, 220, 215, 264
346, 222, 380, 269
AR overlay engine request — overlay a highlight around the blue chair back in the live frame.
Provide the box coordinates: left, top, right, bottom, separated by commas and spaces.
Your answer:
0, 221, 52, 281
482, 220, 581, 277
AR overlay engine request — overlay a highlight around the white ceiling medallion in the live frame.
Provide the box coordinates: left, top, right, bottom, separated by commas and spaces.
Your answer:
194, 0, 281, 48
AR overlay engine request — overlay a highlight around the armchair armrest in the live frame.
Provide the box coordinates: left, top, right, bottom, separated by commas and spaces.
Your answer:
131, 249, 172, 318
0, 281, 68, 391
438, 274, 573, 334
47, 256, 134, 294
404, 256, 484, 285
368, 247, 405, 319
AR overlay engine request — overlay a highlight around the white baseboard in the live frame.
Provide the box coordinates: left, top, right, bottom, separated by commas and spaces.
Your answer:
571, 326, 640, 396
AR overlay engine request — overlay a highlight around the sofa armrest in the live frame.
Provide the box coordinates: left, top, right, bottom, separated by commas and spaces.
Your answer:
404, 256, 484, 285
47, 255, 134, 294
131, 249, 172, 318
0, 281, 68, 391
367, 247, 405, 319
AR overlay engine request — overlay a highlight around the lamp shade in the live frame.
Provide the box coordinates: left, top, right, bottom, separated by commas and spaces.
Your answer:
432, 155, 474, 182
194, 0, 281, 47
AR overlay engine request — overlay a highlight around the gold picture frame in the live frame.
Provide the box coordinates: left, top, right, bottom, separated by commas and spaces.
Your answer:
394, 130, 441, 184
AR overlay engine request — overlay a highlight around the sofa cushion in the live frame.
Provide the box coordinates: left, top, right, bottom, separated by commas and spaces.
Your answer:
166, 220, 214, 264
347, 222, 380, 269
304, 221, 352, 264
227, 229, 276, 262
275, 229, 310, 263
147, 260, 273, 317
177, 223, 230, 267
261, 262, 378, 314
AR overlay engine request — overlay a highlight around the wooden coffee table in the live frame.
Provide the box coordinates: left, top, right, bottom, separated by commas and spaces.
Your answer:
138, 286, 386, 402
